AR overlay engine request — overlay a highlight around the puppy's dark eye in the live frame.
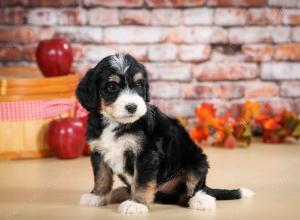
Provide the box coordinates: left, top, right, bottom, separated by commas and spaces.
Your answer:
106, 82, 119, 93
135, 80, 144, 88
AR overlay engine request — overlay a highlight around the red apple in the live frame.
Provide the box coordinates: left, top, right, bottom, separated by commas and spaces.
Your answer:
83, 143, 91, 156
46, 118, 85, 159
79, 116, 90, 156
36, 38, 73, 77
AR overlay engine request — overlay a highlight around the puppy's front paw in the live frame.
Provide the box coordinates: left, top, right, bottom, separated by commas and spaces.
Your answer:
189, 191, 216, 210
79, 193, 105, 207
118, 200, 149, 214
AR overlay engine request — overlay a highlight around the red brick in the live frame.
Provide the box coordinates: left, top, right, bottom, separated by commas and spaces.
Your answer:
88, 8, 119, 26
0, 0, 20, 6
148, 44, 177, 61
265, 99, 295, 114
0, 44, 22, 61
0, 8, 24, 25
178, 44, 211, 62
247, 8, 281, 25
229, 27, 290, 44
0, 28, 17, 42
84, 0, 143, 7
32, 27, 56, 42
150, 9, 182, 26
272, 27, 291, 43
292, 27, 300, 42
150, 82, 181, 98
244, 82, 279, 98
210, 53, 245, 62
151, 99, 200, 118
229, 27, 271, 44
120, 9, 150, 25
194, 63, 258, 81
146, 0, 205, 7
273, 44, 300, 61
0, 27, 55, 43
167, 27, 227, 44
281, 82, 300, 97
72, 62, 94, 78
294, 99, 300, 114
21, 0, 79, 6
214, 8, 247, 26
84, 45, 116, 62
181, 84, 212, 99
261, 63, 300, 80
27, 9, 57, 25
55, 27, 102, 43
207, 0, 267, 6
82, 45, 148, 62
23, 44, 36, 61
182, 83, 244, 99
183, 8, 213, 25
210, 47, 245, 62
145, 63, 192, 82
212, 83, 244, 99
242, 44, 273, 61
282, 9, 300, 25
269, 0, 300, 7
72, 44, 85, 61
58, 8, 87, 25
114, 45, 148, 61
104, 27, 167, 44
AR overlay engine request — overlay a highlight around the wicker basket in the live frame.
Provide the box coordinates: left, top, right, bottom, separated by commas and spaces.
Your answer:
0, 67, 79, 159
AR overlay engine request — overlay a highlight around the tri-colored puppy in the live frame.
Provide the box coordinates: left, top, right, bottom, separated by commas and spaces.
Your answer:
76, 53, 255, 214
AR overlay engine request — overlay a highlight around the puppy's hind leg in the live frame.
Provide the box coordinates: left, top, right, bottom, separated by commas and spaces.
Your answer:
184, 154, 217, 211
184, 152, 255, 210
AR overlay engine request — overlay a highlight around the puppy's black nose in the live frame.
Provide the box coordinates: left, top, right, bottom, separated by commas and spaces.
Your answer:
125, 103, 137, 114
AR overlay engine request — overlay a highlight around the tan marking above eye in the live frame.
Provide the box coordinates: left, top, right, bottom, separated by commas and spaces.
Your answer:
133, 72, 144, 82
108, 75, 121, 83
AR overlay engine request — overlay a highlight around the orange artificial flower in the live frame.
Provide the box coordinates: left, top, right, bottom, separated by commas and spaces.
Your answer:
263, 116, 282, 130
195, 103, 216, 123
190, 126, 209, 142
242, 100, 261, 121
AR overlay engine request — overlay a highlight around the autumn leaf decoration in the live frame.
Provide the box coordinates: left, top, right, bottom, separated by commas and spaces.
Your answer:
190, 100, 300, 148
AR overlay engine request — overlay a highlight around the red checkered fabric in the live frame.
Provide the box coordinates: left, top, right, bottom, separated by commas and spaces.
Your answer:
0, 99, 88, 121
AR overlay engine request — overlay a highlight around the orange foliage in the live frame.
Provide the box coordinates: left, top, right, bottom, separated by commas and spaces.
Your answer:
190, 100, 300, 148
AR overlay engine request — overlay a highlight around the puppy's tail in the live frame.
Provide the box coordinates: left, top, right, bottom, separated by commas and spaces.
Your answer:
203, 186, 255, 200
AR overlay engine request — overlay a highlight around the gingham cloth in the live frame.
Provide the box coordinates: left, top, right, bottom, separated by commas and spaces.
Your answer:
0, 99, 88, 121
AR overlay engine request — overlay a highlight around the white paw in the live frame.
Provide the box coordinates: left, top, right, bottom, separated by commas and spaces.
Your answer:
189, 191, 216, 210
118, 200, 149, 214
240, 187, 255, 198
79, 193, 105, 207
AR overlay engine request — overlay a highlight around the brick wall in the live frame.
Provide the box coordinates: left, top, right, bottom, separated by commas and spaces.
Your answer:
1, 0, 300, 117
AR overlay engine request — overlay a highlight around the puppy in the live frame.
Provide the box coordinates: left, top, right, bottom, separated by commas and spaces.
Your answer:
77, 53, 255, 214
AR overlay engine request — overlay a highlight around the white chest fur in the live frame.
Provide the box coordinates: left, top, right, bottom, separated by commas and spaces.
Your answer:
89, 122, 140, 176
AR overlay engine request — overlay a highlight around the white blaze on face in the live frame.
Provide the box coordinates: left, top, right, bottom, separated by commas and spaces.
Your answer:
104, 89, 147, 124
110, 53, 129, 74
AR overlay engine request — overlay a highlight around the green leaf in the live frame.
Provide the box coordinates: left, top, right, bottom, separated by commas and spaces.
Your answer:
238, 137, 251, 148
292, 123, 300, 137
242, 124, 252, 138
284, 115, 299, 131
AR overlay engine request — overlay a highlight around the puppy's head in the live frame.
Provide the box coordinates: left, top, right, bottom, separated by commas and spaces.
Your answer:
76, 53, 150, 124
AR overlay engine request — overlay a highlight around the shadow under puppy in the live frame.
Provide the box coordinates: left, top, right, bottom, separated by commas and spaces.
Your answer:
76, 53, 255, 214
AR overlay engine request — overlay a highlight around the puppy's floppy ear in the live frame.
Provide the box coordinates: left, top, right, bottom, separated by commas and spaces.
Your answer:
140, 63, 150, 102
145, 80, 150, 102
76, 68, 98, 112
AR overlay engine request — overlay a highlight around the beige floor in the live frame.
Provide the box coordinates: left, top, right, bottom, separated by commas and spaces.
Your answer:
0, 142, 300, 220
